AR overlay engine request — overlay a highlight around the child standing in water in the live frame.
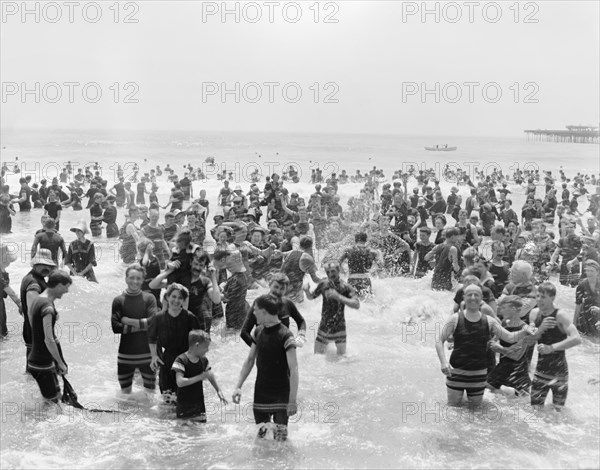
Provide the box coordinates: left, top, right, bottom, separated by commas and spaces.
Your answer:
172, 330, 227, 421
529, 282, 581, 410
233, 295, 299, 441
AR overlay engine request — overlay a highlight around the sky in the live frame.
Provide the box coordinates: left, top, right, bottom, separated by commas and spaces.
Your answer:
1, 0, 599, 137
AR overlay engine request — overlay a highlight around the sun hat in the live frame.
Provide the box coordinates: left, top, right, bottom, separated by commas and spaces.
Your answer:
31, 248, 56, 267
70, 221, 89, 235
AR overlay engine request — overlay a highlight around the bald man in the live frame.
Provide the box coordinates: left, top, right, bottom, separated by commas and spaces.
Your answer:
436, 285, 534, 407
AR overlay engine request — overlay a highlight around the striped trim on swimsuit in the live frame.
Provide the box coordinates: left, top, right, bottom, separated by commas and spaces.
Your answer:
316, 329, 347, 343
533, 370, 568, 385
26, 361, 56, 372
117, 352, 152, 365
253, 402, 289, 412
446, 368, 488, 390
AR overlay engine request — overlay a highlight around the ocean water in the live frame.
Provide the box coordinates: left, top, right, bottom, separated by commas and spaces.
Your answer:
1, 129, 598, 185
0, 130, 599, 469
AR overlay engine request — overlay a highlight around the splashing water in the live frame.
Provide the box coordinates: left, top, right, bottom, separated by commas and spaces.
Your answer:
1, 132, 599, 469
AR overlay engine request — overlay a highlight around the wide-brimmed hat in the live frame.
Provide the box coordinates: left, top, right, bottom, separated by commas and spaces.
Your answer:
243, 208, 256, 219
70, 221, 89, 235
31, 248, 56, 267
216, 225, 233, 235
250, 225, 268, 235
584, 260, 600, 271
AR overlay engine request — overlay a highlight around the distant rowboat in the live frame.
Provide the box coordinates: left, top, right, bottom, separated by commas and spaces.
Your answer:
425, 146, 457, 151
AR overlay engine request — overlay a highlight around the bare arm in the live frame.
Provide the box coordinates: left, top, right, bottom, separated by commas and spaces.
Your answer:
3, 285, 21, 312
291, 236, 300, 251
148, 268, 173, 290
60, 240, 67, 261
551, 311, 582, 351
26, 290, 40, 314
470, 225, 480, 247
573, 303, 582, 329
435, 315, 458, 371
332, 290, 360, 309
449, 246, 460, 273
424, 244, 440, 263
286, 348, 299, 410
482, 302, 498, 321
42, 314, 67, 373
234, 345, 258, 390
206, 370, 227, 403
207, 269, 222, 304
149, 343, 164, 370
549, 246, 561, 265
490, 317, 531, 343
280, 197, 295, 216
304, 284, 318, 300
31, 236, 39, 259
175, 370, 210, 388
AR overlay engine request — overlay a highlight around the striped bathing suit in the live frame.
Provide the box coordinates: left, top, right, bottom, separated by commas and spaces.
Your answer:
27, 296, 63, 401
447, 311, 491, 398
20, 271, 47, 364
111, 291, 158, 390
314, 279, 357, 345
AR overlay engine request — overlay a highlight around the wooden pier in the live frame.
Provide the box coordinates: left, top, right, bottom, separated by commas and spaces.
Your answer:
524, 125, 599, 143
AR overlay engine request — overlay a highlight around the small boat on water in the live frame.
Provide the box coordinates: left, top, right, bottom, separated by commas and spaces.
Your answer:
425, 145, 457, 151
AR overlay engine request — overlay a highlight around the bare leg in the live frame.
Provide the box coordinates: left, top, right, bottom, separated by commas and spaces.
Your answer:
446, 388, 464, 407
314, 341, 327, 354
466, 394, 483, 409
335, 342, 346, 356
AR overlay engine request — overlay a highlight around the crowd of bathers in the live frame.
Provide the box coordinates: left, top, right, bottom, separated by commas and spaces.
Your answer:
0, 160, 599, 434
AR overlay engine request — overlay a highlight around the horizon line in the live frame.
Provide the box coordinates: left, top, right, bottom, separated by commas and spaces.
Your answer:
0, 127, 526, 140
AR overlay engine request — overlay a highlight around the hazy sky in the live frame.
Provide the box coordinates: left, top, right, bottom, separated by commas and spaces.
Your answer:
1, 1, 599, 136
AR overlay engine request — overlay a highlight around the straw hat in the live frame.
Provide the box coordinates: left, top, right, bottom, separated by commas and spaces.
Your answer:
31, 248, 56, 267
250, 225, 268, 235
243, 208, 257, 220
70, 221, 89, 235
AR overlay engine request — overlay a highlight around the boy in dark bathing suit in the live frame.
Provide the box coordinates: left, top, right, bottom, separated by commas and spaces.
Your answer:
529, 282, 582, 410
172, 330, 227, 421
233, 295, 299, 441
487, 296, 536, 396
